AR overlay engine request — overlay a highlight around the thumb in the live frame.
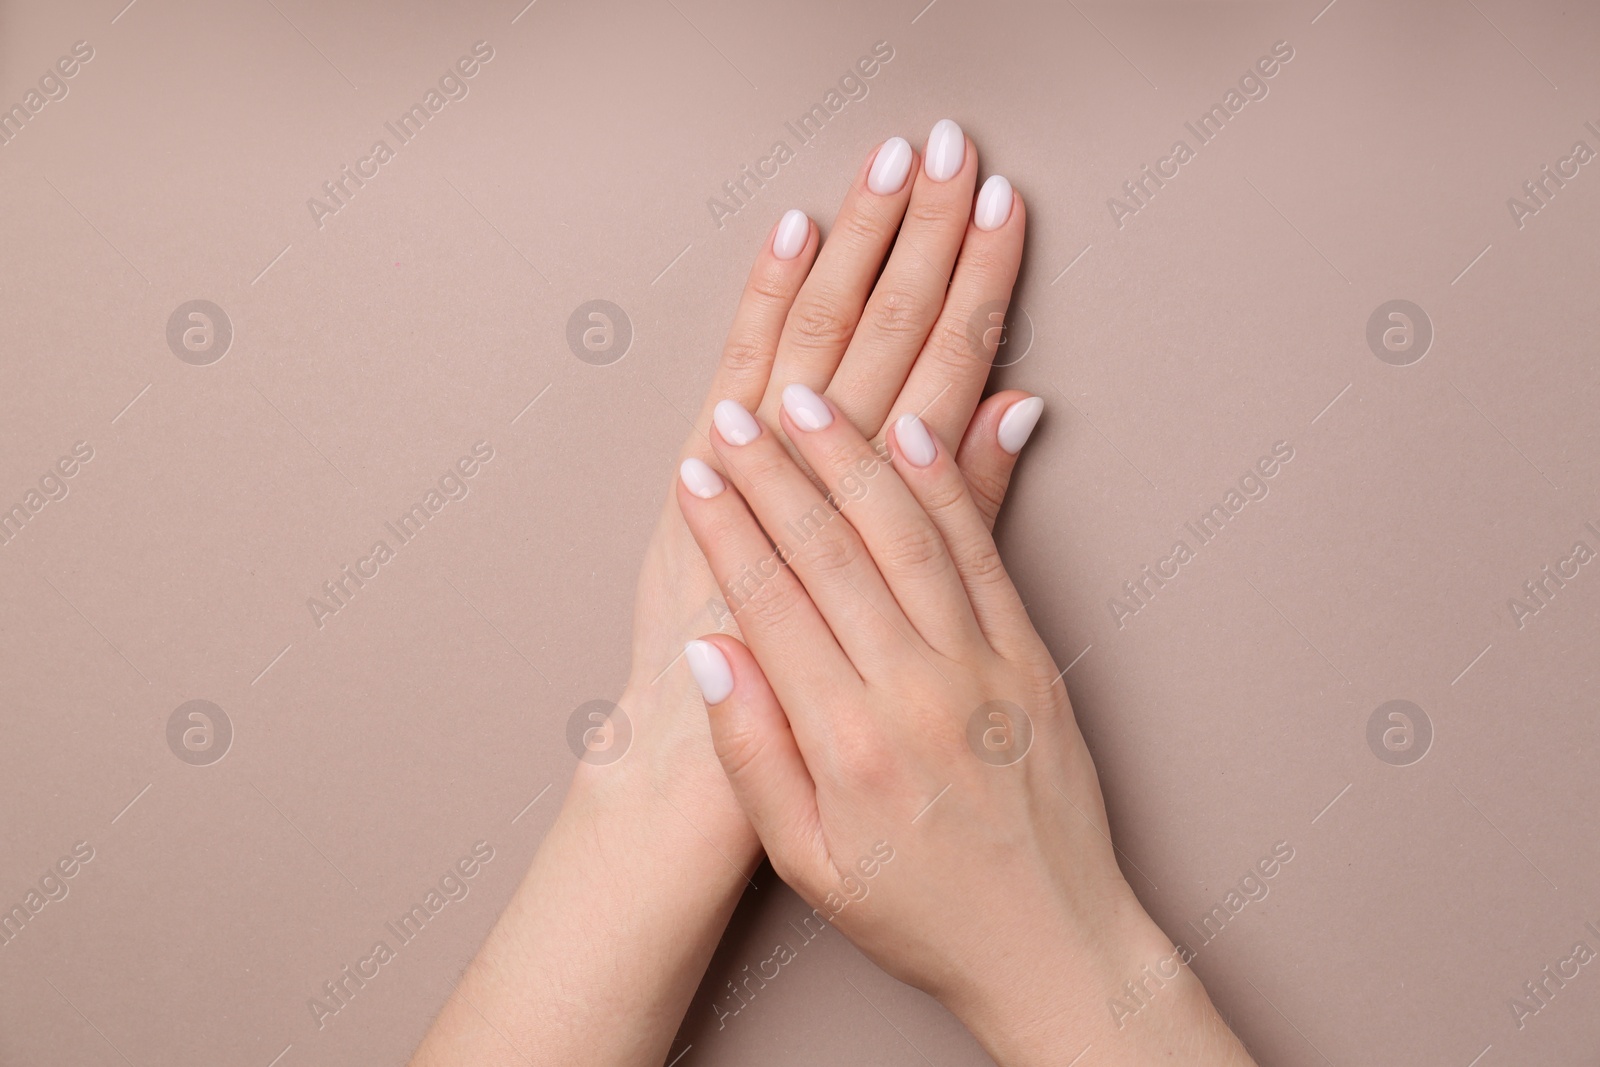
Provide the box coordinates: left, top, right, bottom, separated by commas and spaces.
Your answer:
685, 637, 828, 889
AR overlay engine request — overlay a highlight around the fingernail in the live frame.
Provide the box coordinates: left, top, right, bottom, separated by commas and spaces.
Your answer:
713, 398, 762, 445
997, 396, 1044, 455
868, 136, 913, 195
781, 383, 833, 431
975, 175, 1014, 231
685, 640, 734, 704
895, 413, 938, 467
924, 119, 965, 182
679, 457, 726, 499
773, 209, 809, 260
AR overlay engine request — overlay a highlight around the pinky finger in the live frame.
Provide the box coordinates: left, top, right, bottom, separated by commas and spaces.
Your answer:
891, 406, 1041, 657
954, 391, 1045, 531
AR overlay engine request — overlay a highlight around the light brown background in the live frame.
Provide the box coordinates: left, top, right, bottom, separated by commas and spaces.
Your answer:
2, 0, 1597, 1064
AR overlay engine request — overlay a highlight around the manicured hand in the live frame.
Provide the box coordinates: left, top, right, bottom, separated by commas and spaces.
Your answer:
613, 121, 1037, 858
417, 123, 1050, 1067
677, 390, 1256, 1066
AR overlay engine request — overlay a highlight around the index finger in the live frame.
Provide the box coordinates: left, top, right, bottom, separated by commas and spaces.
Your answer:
687, 209, 819, 458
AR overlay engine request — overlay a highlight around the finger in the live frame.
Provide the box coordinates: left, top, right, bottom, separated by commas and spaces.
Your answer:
891, 177, 1026, 450
709, 399, 914, 672
685, 636, 831, 891
825, 120, 982, 433
689, 209, 819, 455
887, 409, 1043, 658
677, 456, 858, 710
759, 137, 917, 421
954, 391, 1044, 531
779, 383, 982, 657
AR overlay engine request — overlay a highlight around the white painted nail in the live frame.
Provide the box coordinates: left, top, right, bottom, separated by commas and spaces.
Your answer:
924, 119, 965, 182
713, 399, 762, 445
685, 640, 734, 704
781, 383, 833, 431
975, 175, 1014, 231
679, 457, 726, 498
895, 413, 938, 467
773, 209, 809, 260
868, 136, 913, 195
997, 396, 1044, 455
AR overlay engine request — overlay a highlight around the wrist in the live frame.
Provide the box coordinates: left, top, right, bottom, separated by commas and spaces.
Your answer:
946, 888, 1251, 1066
569, 682, 762, 875
941, 886, 1154, 1062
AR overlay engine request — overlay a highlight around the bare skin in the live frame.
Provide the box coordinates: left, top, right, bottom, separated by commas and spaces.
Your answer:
679, 391, 1256, 1065
411, 122, 1253, 1066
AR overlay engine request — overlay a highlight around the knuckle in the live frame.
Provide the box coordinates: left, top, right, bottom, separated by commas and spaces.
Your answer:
719, 335, 770, 377
955, 240, 1009, 278
957, 537, 1009, 586
905, 195, 962, 232
746, 266, 795, 305
925, 315, 979, 367
879, 522, 947, 575
702, 505, 746, 549
787, 295, 855, 352
711, 714, 764, 780
740, 575, 802, 631
916, 469, 969, 518
1031, 661, 1065, 700
739, 443, 792, 485
802, 528, 861, 579
829, 206, 883, 250
962, 466, 1008, 521
832, 726, 892, 782
814, 438, 866, 486
867, 285, 931, 339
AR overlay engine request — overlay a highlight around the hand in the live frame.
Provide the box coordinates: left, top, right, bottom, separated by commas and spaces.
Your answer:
414, 123, 1046, 1067
610, 121, 1034, 857
677, 390, 1256, 1065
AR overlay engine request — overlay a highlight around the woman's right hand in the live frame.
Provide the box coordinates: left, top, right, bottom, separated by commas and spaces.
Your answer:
678, 388, 1257, 1066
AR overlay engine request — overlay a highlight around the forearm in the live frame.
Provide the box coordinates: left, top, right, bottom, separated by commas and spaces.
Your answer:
410, 688, 758, 1067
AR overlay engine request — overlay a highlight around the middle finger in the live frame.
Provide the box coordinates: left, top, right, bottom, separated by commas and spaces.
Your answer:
824, 118, 980, 433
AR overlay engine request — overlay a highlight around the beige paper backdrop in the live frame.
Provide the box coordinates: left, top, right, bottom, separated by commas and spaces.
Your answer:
2, 0, 1597, 1064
